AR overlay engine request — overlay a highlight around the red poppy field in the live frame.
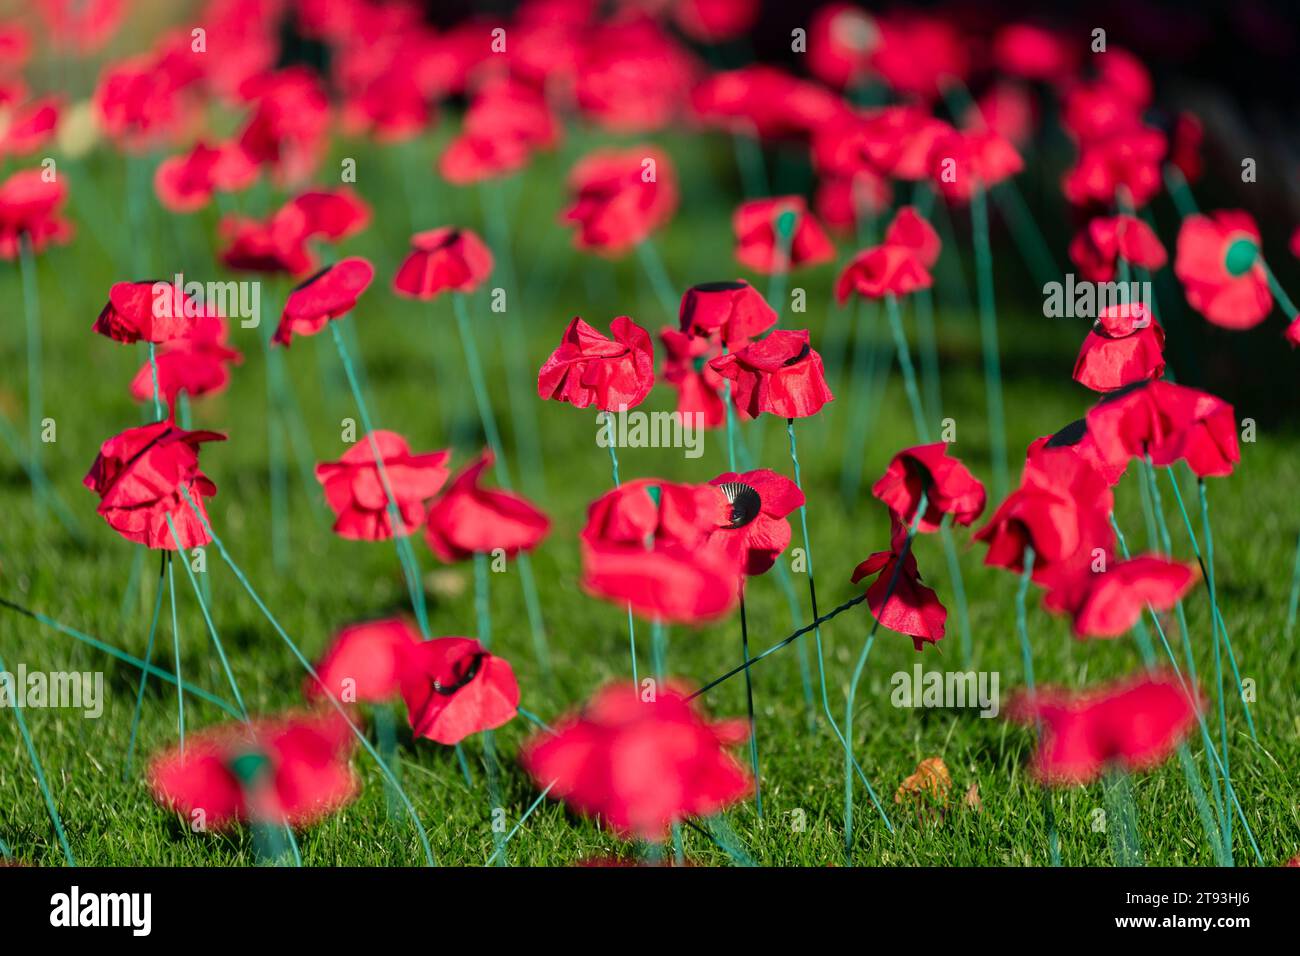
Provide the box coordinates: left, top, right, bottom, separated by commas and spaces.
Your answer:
1, 1, 1300, 870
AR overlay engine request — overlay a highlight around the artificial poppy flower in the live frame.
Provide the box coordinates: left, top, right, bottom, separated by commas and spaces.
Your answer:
424, 450, 550, 562
851, 518, 946, 650
928, 127, 1024, 202
807, 4, 880, 89
537, 316, 655, 412
733, 196, 834, 274
1061, 82, 1144, 145
574, 18, 697, 133
1169, 111, 1204, 185
851, 106, 953, 181
673, 0, 759, 43
992, 23, 1077, 82
305, 618, 420, 704
1068, 215, 1167, 283
678, 280, 777, 348
869, 13, 967, 101
1070, 556, 1198, 639
581, 540, 739, 623
148, 711, 358, 830
399, 637, 519, 745
835, 244, 932, 303
0, 96, 59, 155
315, 431, 451, 541
84, 420, 225, 550
273, 257, 375, 346
882, 206, 941, 269
520, 682, 751, 840
1174, 210, 1272, 330
1063, 126, 1167, 208
92, 279, 198, 344
340, 66, 430, 144
1085, 380, 1240, 478
659, 328, 726, 429
128, 312, 243, 406
706, 469, 804, 578
153, 140, 257, 213
581, 479, 722, 553
691, 66, 847, 142
710, 329, 833, 419
974, 443, 1115, 603
1072, 302, 1166, 393
218, 205, 315, 276
283, 187, 371, 241
38, 0, 125, 53
1027, 418, 1128, 489
561, 146, 678, 255
0, 21, 30, 68
963, 82, 1037, 149
392, 226, 494, 299
236, 67, 331, 185
93, 53, 192, 149
871, 443, 986, 532
440, 77, 558, 184
1008, 674, 1199, 786
0, 167, 72, 258
814, 170, 892, 233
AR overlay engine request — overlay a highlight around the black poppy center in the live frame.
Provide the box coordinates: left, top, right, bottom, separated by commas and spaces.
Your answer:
692, 280, 746, 293
719, 482, 762, 529
432, 651, 488, 696
783, 342, 812, 366
291, 265, 332, 292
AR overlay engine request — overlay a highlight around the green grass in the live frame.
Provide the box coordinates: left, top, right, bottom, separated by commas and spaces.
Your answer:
2, 127, 1298, 867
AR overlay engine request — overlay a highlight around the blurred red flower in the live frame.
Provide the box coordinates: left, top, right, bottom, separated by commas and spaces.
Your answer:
660, 328, 725, 429
129, 312, 243, 406
274, 257, 375, 346
424, 450, 550, 562
1086, 379, 1240, 478
733, 196, 834, 274
306, 618, 420, 705
400, 637, 519, 745
561, 146, 677, 255
1174, 210, 1272, 330
0, 168, 72, 258
393, 226, 494, 299
315, 431, 451, 541
1070, 556, 1197, 639
1072, 303, 1166, 393
871, 442, 986, 532
1068, 214, 1166, 283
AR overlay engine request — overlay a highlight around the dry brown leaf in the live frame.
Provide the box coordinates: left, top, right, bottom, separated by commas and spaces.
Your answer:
895, 756, 952, 807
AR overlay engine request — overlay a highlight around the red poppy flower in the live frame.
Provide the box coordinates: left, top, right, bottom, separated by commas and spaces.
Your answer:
440, 77, 557, 184
399, 637, 519, 745
733, 195, 834, 274
93, 53, 192, 149
1068, 215, 1167, 283
1061, 82, 1144, 144
974, 444, 1115, 602
273, 257, 374, 346
537, 316, 656, 412
315, 431, 451, 541
1073, 303, 1166, 393
1174, 210, 1272, 330
1027, 418, 1128, 489
1070, 556, 1198, 639
128, 312, 243, 406
283, 188, 371, 242
807, 4, 880, 89
582, 540, 739, 624
869, 14, 967, 101
659, 328, 725, 428
691, 66, 847, 142
928, 127, 1023, 202
673, 0, 759, 43
1086, 380, 1240, 478
851, 518, 946, 650
992, 23, 1077, 81
392, 227, 494, 299
582, 479, 722, 553
148, 712, 358, 830
851, 106, 953, 181
574, 18, 697, 133
305, 618, 420, 704
0, 96, 59, 155
424, 450, 550, 562
678, 280, 777, 348
236, 67, 331, 186
218, 206, 315, 277
1008, 674, 1199, 786
561, 146, 678, 255
0, 168, 72, 259
871, 443, 986, 532
706, 469, 804, 578
520, 682, 751, 840
1063, 127, 1166, 208
84, 420, 225, 550
38, 0, 125, 53
835, 244, 932, 303
154, 141, 257, 213
709, 329, 833, 419
963, 82, 1037, 149
1169, 112, 1204, 184
883, 206, 941, 269
814, 170, 892, 233
92, 280, 198, 344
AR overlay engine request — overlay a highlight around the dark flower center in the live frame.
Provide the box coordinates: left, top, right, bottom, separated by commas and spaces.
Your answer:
719, 482, 762, 529
692, 280, 746, 293
783, 342, 812, 366
432, 651, 488, 696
